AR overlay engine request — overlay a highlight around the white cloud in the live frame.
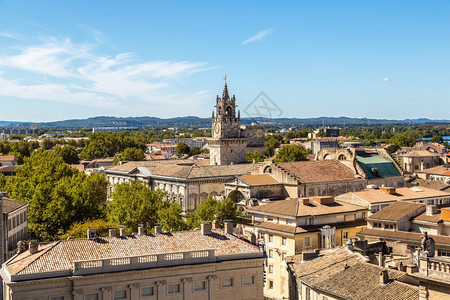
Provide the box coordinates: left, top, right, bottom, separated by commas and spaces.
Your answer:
381, 77, 393, 82
242, 28, 274, 45
0, 34, 214, 115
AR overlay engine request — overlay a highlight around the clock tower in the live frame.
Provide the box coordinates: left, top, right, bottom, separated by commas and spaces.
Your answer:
208, 82, 248, 165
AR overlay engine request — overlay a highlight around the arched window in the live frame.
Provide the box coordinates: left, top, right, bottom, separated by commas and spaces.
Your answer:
225, 106, 232, 116
264, 166, 273, 174
338, 154, 346, 160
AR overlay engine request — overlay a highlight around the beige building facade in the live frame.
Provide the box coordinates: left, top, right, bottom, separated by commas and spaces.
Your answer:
1, 225, 265, 300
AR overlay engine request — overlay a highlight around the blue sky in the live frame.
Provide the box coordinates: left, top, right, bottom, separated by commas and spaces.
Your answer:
0, 1, 449, 122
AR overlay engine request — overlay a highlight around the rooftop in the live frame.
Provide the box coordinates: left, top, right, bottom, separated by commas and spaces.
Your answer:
287, 247, 418, 300
0, 156, 15, 162
367, 201, 424, 222
357, 228, 450, 246
274, 160, 357, 183
2, 197, 27, 214
401, 150, 441, 157
238, 174, 279, 186
338, 186, 450, 204
355, 151, 401, 178
417, 165, 450, 176
106, 161, 261, 179
6, 229, 262, 278
247, 198, 366, 218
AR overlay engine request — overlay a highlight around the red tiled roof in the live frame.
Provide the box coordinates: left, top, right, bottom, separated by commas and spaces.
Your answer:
275, 160, 357, 183
7, 229, 260, 275
367, 201, 424, 222
0, 156, 15, 161
357, 228, 450, 246
239, 174, 279, 186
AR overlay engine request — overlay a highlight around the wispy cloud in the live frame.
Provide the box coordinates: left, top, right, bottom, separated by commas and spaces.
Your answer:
0, 33, 214, 116
242, 28, 274, 45
381, 77, 393, 82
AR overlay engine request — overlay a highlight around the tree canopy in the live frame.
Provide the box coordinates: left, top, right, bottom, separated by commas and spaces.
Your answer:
176, 142, 190, 156
187, 196, 239, 229
274, 144, 309, 162
114, 147, 145, 165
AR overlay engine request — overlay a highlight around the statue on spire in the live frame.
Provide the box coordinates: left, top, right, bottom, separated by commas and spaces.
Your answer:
222, 75, 229, 100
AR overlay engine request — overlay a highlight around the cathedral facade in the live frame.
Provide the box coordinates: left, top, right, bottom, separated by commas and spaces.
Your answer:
208, 83, 265, 165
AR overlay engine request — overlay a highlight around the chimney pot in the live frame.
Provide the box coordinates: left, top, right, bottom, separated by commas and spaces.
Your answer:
109, 227, 117, 237
380, 270, 389, 285
201, 221, 212, 235
119, 227, 126, 236
87, 228, 96, 240
17, 240, 27, 254
212, 220, 218, 229
138, 224, 145, 235
224, 220, 234, 234
29, 240, 39, 255
154, 223, 162, 234
426, 205, 437, 216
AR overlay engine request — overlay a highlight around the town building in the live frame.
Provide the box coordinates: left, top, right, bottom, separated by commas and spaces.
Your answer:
162, 138, 207, 149
146, 143, 178, 156
414, 255, 450, 299
417, 165, 450, 184
0, 223, 265, 300
398, 150, 442, 174
0, 192, 28, 265
286, 247, 419, 300
207, 83, 265, 166
335, 186, 450, 214
104, 160, 261, 214
0, 156, 17, 167
243, 196, 368, 299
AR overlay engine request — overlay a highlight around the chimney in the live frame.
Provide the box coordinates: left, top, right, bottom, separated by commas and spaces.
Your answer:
109, 227, 117, 237
29, 240, 39, 255
87, 228, 96, 240
300, 198, 310, 205
201, 221, 212, 235
212, 220, 218, 229
138, 224, 145, 235
312, 196, 334, 205
379, 270, 389, 285
154, 223, 162, 234
378, 252, 384, 267
119, 226, 126, 236
17, 240, 27, 254
380, 187, 396, 195
426, 205, 437, 216
224, 220, 234, 234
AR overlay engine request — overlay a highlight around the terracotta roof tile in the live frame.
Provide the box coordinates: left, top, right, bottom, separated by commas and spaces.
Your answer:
417, 165, 450, 175
2, 197, 27, 214
357, 228, 450, 246
239, 174, 279, 186
247, 198, 366, 218
7, 229, 260, 275
287, 247, 418, 300
0, 156, 15, 161
367, 201, 424, 222
275, 160, 357, 183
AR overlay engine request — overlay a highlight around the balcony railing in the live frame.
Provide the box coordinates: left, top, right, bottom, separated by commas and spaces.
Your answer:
73, 249, 216, 276
418, 256, 450, 279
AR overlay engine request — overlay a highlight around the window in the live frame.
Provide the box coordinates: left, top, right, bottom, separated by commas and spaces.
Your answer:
221, 277, 233, 288
282, 237, 287, 245
373, 222, 381, 228
286, 219, 293, 225
269, 250, 273, 258
269, 265, 274, 274
343, 232, 348, 240
194, 281, 206, 291
141, 287, 154, 297
305, 237, 310, 247
51, 297, 64, 300
168, 283, 181, 294
242, 275, 255, 286
268, 216, 274, 221
269, 280, 274, 290
282, 253, 286, 261
85, 294, 98, 300
438, 250, 450, 257
385, 224, 395, 230
269, 234, 273, 243
114, 290, 127, 300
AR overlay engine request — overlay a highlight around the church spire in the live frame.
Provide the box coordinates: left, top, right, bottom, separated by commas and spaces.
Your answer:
222, 76, 229, 100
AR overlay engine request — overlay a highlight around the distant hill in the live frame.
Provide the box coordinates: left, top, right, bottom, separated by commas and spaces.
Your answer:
1, 116, 449, 129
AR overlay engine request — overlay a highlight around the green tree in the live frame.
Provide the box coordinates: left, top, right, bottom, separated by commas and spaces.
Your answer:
176, 142, 190, 156
389, 133, 416, 147
114, 147, 145, 165
274, 144, 308, 162
54, 145, 80, 164
107, 181, 166, 231
187, 197, 238, 229
265, 137, 281, 157
158, 202, 186, 232
430, 135, 444, 144
3, 149, 107, 240
247, 151, 266, 163
59, 219, 128, 240
42, 139, 54, 150
386, 144, 400, 154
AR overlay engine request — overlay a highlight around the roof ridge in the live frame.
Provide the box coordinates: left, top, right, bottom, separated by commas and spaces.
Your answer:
14, 241, 60, 274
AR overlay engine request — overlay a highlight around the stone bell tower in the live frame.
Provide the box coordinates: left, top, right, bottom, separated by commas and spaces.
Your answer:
208, 82, 248, 165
